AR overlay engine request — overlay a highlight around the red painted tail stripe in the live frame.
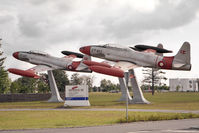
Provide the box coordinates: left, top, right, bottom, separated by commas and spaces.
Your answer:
159, 56, 174, 69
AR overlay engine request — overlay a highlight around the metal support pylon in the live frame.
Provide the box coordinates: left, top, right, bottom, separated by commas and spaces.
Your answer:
47, 70, 64, 102
129, 69, 150, 104
118, 70, 150, 104
118, 77, 132, 101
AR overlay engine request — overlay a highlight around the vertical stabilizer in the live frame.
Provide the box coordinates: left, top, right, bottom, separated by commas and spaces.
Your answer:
174, 42, 190, 64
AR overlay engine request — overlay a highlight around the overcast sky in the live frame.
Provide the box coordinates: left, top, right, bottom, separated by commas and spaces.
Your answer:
1, 0, 199, 86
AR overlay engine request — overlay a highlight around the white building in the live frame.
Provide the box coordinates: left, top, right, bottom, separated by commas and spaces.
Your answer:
169, 78, 199, 92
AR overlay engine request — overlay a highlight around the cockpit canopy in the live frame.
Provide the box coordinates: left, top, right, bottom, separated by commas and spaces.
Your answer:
27, 50, 49, 56
102, 43, 125, 48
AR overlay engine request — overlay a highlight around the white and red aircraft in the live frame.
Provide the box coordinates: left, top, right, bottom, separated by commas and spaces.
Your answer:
8, 50, 112, 78
79, 42, 191, 76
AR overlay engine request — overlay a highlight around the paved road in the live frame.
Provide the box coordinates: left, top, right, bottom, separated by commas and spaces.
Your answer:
1, 118, 199, 133
1, 108, 199, 114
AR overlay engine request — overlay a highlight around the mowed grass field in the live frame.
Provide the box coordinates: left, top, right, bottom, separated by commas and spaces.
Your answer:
0, 92, 199, 110
0, 92, 199, 130
1, 111, 199, 130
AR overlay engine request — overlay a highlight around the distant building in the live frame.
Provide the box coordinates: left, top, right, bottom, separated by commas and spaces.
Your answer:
169, 78, 199, 92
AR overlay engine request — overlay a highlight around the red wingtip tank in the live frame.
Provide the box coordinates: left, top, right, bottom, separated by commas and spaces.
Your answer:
89, 66, 124, 77
8, 68, 40, 79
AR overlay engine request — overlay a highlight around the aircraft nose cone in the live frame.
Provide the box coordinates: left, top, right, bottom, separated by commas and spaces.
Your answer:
79, 46, 91, 55
13, 52, 19, 59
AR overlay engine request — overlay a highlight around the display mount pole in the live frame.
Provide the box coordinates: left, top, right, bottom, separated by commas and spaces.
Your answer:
124, 72, 129, 122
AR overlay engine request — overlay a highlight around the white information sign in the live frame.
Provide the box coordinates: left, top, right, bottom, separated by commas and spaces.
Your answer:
64, 85, 90, 106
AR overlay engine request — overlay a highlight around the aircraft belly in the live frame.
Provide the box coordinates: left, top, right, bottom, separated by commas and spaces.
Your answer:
130, 53, 157, 67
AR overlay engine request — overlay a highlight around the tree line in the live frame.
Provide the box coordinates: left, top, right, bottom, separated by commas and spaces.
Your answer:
1, 70, 120, 94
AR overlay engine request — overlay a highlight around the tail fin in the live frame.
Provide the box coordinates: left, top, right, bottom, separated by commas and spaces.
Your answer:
172, 42, 191, 70
174, 42, 190, 64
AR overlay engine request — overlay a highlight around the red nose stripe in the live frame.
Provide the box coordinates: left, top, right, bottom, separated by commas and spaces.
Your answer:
13, 52, 19, 59
89, 66, 124, 77
79, 46, 91, 55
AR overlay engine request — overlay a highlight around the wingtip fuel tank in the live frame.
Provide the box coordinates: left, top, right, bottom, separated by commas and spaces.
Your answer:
8, 68, 40, 79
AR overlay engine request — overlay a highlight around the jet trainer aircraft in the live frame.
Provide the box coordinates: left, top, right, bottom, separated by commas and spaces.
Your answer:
8, 50, 113, 78
79, 42, 191, 76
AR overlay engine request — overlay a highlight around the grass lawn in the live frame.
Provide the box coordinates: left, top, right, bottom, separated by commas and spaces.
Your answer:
0, 92, 199, 110
1, 110, 199, 130
90, 92, 199, 110
0, 92, 199, 130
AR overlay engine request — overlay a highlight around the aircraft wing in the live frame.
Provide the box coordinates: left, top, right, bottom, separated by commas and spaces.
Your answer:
27, 65, 53, 73
113, 61, 139, 71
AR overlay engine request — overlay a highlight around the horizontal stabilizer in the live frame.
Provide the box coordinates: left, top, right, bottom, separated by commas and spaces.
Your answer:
172, 63, 185, 68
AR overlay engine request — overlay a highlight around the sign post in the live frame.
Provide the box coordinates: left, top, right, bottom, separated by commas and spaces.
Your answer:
124, 72, 129, 122
64, 85, 90, 107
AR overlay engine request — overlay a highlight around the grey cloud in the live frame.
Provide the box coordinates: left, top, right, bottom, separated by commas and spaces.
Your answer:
1, 0, 199, 55
95, 0, 199, 39
17, 15, 47, 38
42, 0, 199, 44
0, 15, 14, 24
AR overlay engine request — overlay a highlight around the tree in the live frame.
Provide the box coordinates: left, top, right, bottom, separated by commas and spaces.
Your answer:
0, 39, 11, 94
37, 73, 50, 93
37, 79, 50, 93
52, 70, 70, 92
100, 79, 120, 92
70, 73, 83, 85
80, 75, 94, 92
0, 39, 6, 67
142, 68, 167, 95
0, 67, 11, 93
14, 77, 38, 93
10, 80, 20, 93
92, 86, 100, 92
10, 73, 50, 94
